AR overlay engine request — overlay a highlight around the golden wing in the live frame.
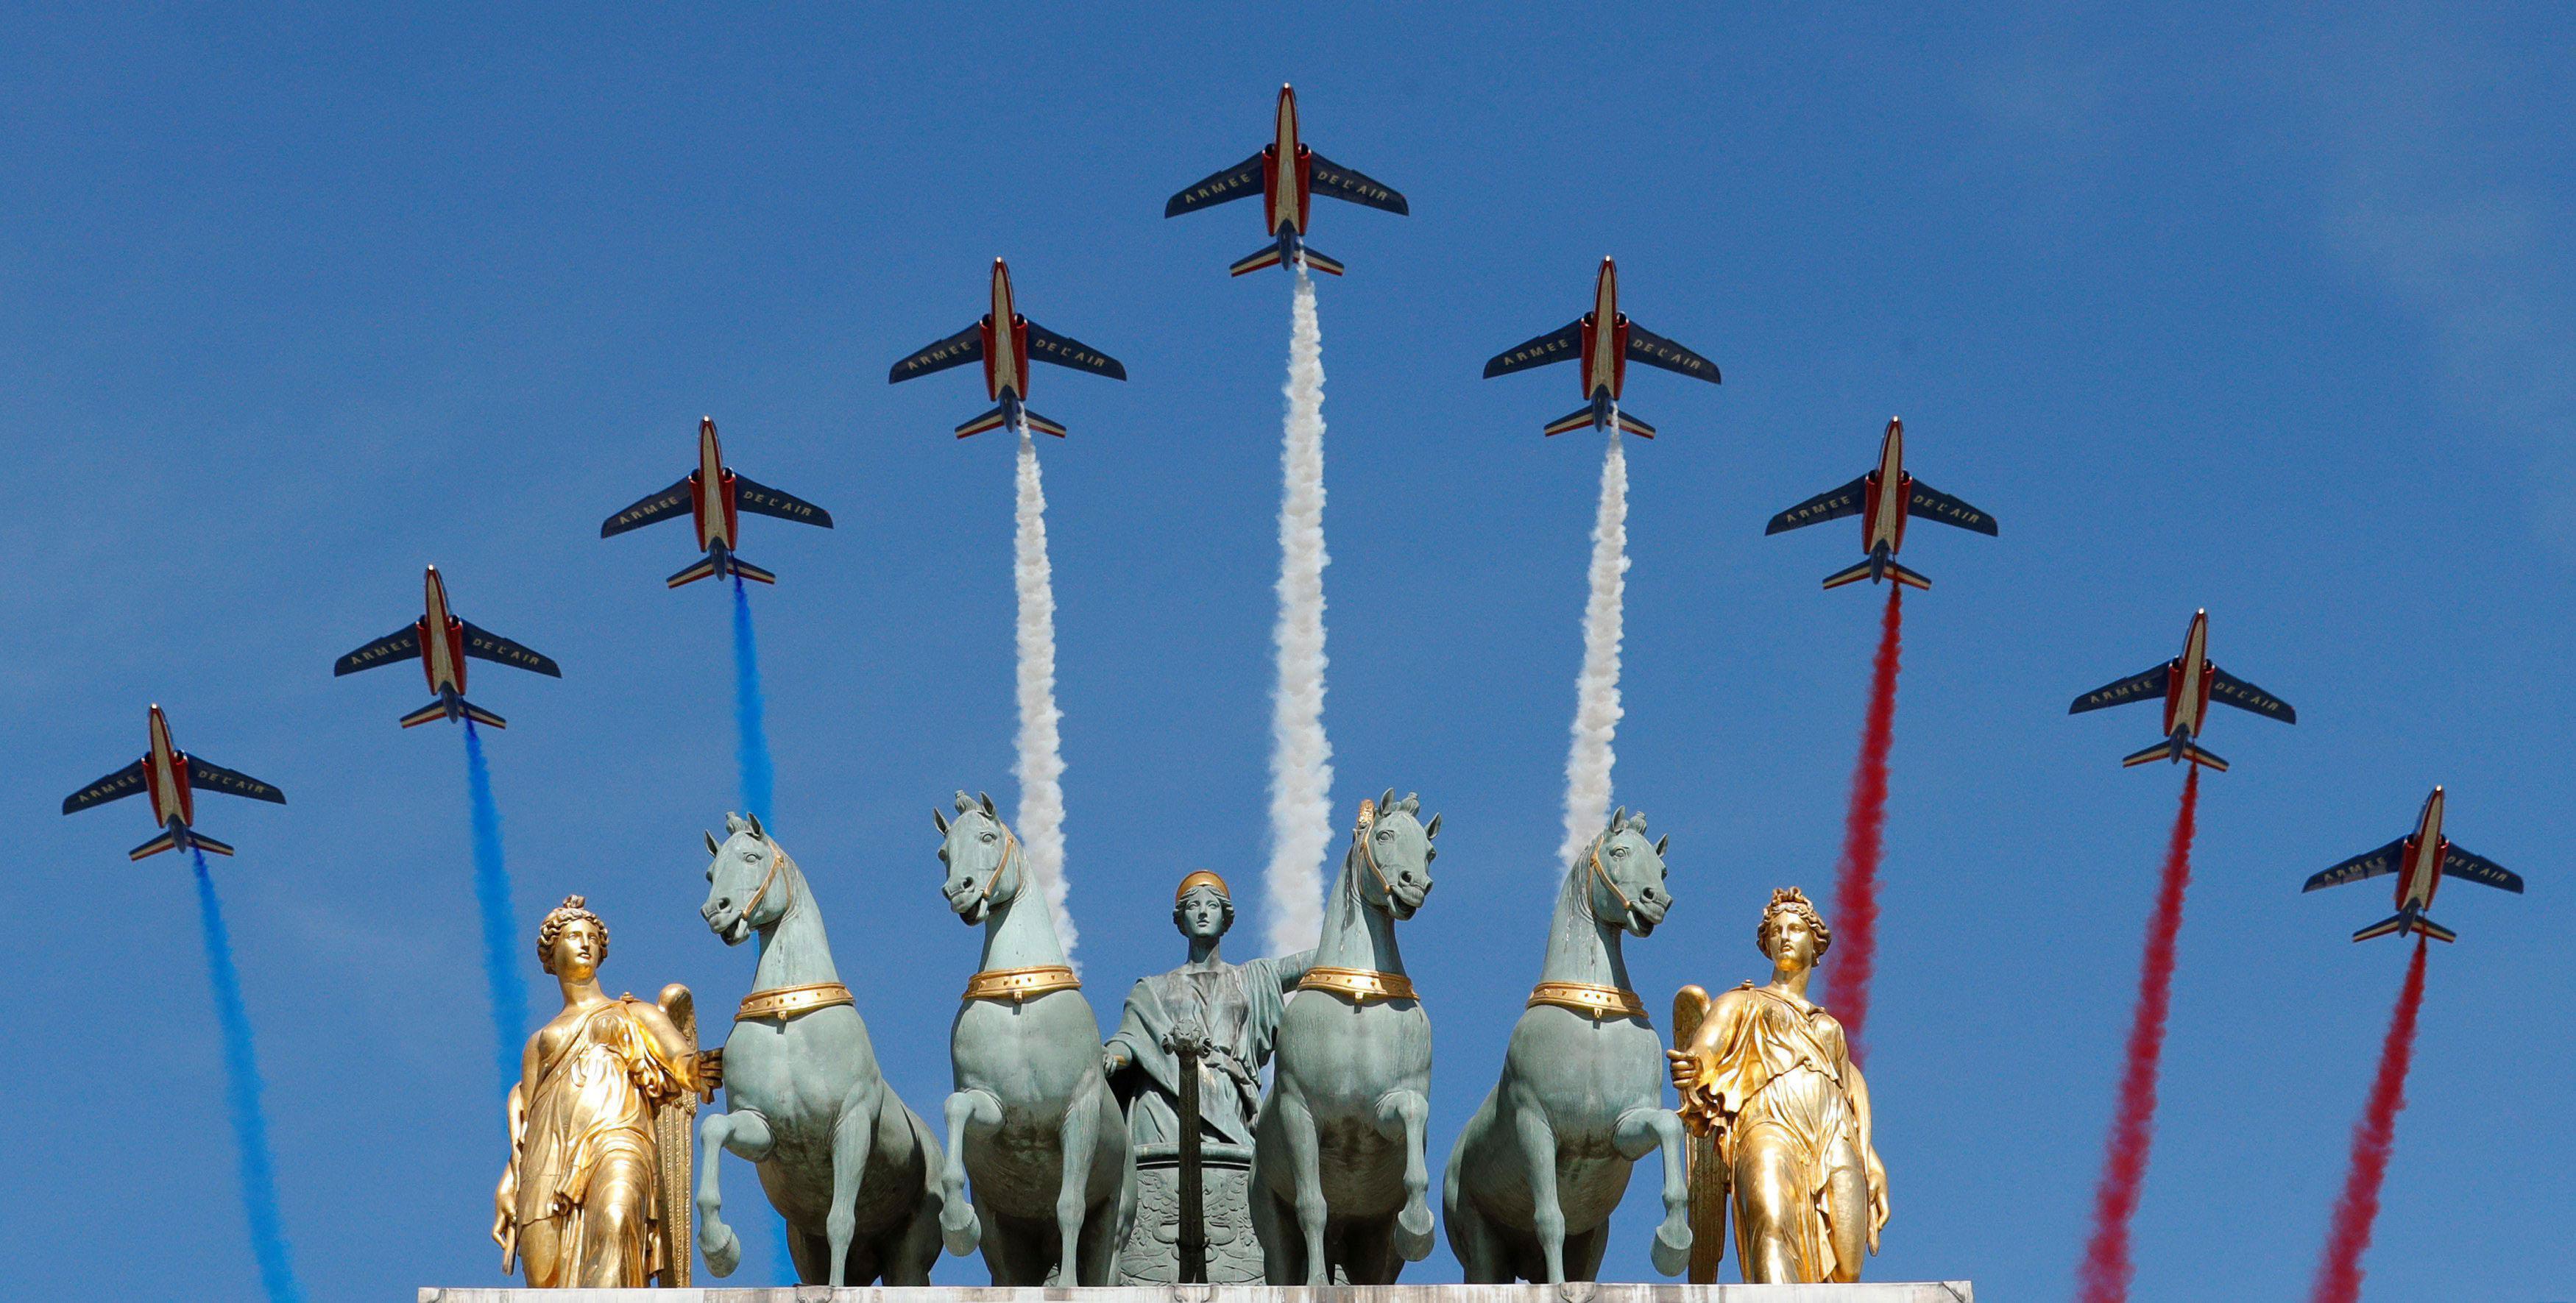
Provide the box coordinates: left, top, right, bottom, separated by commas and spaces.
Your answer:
1672, 984, 1727, 1284
655, 983, 699, 1288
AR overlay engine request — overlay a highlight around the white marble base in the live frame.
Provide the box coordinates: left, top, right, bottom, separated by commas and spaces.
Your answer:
421, 1285, 1972, 1303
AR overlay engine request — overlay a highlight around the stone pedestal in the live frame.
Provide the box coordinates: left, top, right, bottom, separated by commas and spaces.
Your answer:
1116, 1141, 1265, 1285
423, 1282, 1974, 1301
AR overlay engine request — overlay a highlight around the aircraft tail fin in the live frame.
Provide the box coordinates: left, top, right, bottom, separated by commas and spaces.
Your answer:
1230, 244, 1287, 277
1613, 408, 1657, 439
666, 555, 722, 588
1017, 408, 1069, 439
130, 828, 180, 860
460, 700, 509, 730
186, 831, 236, 858
954, 405, 1011, 439
727, 555, 777, 586
2120, 736, 2229, 771
1543, 405, 1601, 437
2352, 912, 2451, 943
1822, 558, 1878, 590
1295, 246, 1345, 277
398, 700, 453, 728
1888, 559, 1931, 590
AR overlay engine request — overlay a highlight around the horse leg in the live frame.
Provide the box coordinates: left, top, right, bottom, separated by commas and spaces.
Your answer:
938, 1089, 999, 1257
883, 1109, 945, 1285
1272, 1092, 1331, 1285
1373, 1088, 1436, 1261
1053, 1074, 1105, 1283
694, 1109, 775, 1278
1616, 1104, 1694, 1277
1509, 1101, 1567, 1282
823, 1091, 880, 1286
1443, 1148, 1508, 1284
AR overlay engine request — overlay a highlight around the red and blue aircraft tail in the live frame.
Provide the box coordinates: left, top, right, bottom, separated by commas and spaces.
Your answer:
2353, 909, 2455, 943
2122, 733, 2228, 771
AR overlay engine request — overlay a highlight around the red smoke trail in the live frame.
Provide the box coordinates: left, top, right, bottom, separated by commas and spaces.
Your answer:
2308, 938, 2430, 1303
1827, 583, 1903, 1065
2075, 767, 2201, 1303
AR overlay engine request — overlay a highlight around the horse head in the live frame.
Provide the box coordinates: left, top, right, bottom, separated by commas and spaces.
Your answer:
1351, 787, 1440, 920
701, 811, 797, 945
1583, 806, 1671, 937
932, 790, 1020, 926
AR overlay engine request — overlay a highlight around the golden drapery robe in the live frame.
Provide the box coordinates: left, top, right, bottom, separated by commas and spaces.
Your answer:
1675, 981, 1875, 1282
500, 997, 694, 1287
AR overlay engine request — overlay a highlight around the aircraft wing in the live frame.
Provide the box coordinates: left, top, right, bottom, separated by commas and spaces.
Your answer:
1024, 321, 1128, 380
1164, 152, 1267, 217
188, 757, 286, 805
601, 477, 693, 539
1623, 322, 1722, 383
1306, 152, 1409, 215
459, 621, 563, 678
63, 759, 146, 814
334, 625, 422, 676
1906, 481, 2000, 536
732, 475, 834, 529
1484, 321, 1585, 378
1765, 477, 1868, 535
2070, 663, 2171, 714
2304, 837, 2405, 892
2208, 668, 2296, 723
2442, 845, 2525, 893
888, 324, 985, 385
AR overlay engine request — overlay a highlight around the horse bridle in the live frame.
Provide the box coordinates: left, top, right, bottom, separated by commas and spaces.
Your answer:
960, 818, 1022, 915
1354, 800, 1400, 904
1585, 830, 1641, 924
735, 835, 793, 926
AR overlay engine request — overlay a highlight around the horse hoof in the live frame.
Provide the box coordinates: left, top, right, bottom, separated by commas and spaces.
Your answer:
701, 1223, 743, 1277
939, 1206, 981, 1257
1395, 1207, 1435, 1260
1651, 1223, 1692, 1277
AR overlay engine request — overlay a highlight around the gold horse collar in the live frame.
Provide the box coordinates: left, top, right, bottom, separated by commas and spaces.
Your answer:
1298, 966, 1418, 1004
961, 965, 1082, 1004
735, 981, 854, 1023
1527, 981, 1649, 1021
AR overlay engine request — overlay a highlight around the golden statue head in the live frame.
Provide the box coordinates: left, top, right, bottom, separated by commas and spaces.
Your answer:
537, 895, 609, 976
1755, 887, 1831, 967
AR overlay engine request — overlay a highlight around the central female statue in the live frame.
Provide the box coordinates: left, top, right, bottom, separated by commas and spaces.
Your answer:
1666, 887, 1887, 1283
494, 895, 703, 1288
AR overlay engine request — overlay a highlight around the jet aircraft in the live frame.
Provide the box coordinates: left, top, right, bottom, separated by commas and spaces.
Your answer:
2068, 609, 2293, 770
2304, 786, 2523, 942
1482, 258, 1720, 439
334, 565, 560, 728
1766, 417, 1997, 589
63, 704, 283, 859
888, 259, 1126, 439
1164, 83, 1409, 277
601, 416, 832, 587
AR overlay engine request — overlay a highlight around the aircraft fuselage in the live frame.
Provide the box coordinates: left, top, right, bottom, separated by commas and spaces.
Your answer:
979, 258, 1031, 407
2162, 611, 2215, 743
2396, 787, 2449, 923
419, 566, 470, 711
690, 416, 740, 555
144, 704, 194, 832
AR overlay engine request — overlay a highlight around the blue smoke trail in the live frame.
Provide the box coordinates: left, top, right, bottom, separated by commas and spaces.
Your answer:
732, 575, 774, 826
733, 576, 796, 1282
191, 851, 306, 1303
463, 721, 528, 1093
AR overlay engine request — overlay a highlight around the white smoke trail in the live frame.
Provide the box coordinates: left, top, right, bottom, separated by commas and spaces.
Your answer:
1266, 269, 1334, 956
1012, 426, 1077, 957
1558, 427, 1630, 868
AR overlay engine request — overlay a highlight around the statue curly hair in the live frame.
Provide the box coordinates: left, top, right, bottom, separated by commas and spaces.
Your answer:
536, 894, 609, 973
1754, 886, 1830, 961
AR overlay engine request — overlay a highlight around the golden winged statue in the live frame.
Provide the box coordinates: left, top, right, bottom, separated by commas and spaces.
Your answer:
495, 896, 706, 1288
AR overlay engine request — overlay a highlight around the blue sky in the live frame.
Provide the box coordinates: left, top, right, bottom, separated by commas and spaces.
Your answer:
5, 4, 2570, 1299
